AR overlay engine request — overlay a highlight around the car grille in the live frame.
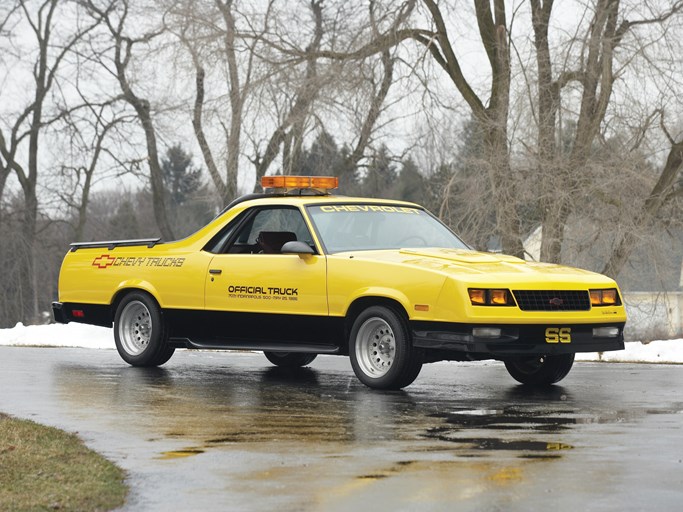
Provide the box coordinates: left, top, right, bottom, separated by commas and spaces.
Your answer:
512, 290, 591, 311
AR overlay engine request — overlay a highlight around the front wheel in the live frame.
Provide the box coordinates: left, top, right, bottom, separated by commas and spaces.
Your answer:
504, 354, 574, 386
264, 351, 317, 368
349, 305, 422, 390
114, 292, 175, 367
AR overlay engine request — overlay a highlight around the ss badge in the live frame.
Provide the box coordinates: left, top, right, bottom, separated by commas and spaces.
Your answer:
545, 327, 571, 344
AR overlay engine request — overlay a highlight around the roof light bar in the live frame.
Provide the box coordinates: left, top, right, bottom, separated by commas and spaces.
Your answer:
261, 175, 339, 192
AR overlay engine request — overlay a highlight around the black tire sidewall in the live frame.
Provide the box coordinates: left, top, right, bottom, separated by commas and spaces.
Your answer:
263, 351, 317, 367
504, 353, 575, 386
349, 305, 422, 389
114, 291, 171, 367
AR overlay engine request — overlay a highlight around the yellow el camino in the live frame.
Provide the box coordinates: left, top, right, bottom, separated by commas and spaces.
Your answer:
53, 176, 626, 389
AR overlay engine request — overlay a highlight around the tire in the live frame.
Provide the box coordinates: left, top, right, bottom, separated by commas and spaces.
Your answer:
349, 305, 422, 390
504, 353, 575, 386
114, 291, 175, 367
264, 351, 317, 368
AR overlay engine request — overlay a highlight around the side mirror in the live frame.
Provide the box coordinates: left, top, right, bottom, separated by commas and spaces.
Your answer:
281, 240, 315, 255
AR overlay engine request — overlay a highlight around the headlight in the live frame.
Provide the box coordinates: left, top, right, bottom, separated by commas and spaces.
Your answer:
589, 288, 621, 307
468, 288, 515, 306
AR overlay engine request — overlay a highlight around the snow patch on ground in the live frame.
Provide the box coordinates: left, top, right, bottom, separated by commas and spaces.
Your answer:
1, 322, 682, 364
576, 339, 683, 364
0, 322, 113, 349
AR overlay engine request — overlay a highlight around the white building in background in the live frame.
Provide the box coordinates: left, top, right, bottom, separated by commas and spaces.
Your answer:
523, 225, 542, 262
521, 225, 683, 341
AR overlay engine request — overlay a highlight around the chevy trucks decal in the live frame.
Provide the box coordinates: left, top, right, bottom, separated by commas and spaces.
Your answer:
92, 254, 185, 269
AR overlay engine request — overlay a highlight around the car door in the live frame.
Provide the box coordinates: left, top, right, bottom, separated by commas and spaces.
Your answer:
204, 206, 328, 317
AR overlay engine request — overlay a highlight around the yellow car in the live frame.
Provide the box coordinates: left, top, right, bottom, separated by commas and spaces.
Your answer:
53, 176, 626, 389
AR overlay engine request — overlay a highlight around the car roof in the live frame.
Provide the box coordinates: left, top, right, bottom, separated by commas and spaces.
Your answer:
219, 192, 422, 216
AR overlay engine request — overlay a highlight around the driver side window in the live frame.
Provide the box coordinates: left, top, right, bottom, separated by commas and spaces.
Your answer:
227, 207, 314, 254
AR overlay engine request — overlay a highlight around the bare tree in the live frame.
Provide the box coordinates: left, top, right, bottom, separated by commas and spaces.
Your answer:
530, 0, 683, 263
169, 0, 403, 201
251, 1, 417, 192
251, 0, 326, 188
54, 99, 135, 242
0, 0, 103, 322
416, 0, 525, 257
168, 0, 269, 205
273, 1, 524, 255
602, 114, 683, 278
85, 0, 175, 240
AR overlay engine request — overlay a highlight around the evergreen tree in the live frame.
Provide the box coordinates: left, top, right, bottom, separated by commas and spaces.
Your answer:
297, 131, 342, 176
438, 116, 496, 250
161, 144, 203, 207
392, 158, 426, 204
297, 131, 360, 195
360, 145, 396, 198
109, 198, 140, 239
160, 143, 213, 238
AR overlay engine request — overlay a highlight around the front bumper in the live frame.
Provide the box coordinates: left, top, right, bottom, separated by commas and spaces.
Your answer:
411, 321, 625, 357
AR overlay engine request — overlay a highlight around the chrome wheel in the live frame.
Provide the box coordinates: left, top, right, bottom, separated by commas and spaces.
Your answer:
118, 300, 152, 356
349, 305, 423, 389
355, 317, 396, 378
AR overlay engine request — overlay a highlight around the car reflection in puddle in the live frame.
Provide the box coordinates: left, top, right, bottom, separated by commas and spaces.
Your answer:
53, 360, 659, 461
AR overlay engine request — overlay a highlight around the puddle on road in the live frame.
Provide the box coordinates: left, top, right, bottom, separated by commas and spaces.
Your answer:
157, 448, 205, 460
52, 362, 683, 465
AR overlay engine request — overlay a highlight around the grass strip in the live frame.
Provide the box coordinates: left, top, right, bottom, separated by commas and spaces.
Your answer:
0, 413, 127, 511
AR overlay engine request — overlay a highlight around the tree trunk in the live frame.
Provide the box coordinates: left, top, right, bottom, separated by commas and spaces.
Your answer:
134, 100, 175, 241
219, 0, 242, 202
602, 137, 683, 278
112, 19, 175, 241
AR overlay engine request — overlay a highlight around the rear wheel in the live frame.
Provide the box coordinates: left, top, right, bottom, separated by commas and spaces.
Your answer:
504, 354, 574, 386
114, 292, 174, 367
349, 305, 422, 390
263, 351, 317, 368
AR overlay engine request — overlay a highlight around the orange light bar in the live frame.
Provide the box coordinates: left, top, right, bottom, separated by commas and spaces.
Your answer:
261, 176, 339, 190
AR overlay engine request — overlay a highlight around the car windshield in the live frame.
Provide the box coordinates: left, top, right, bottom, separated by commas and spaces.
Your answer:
306, 204, 469, 253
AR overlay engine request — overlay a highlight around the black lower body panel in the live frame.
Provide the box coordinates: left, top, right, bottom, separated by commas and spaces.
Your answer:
165, 309, 347, 354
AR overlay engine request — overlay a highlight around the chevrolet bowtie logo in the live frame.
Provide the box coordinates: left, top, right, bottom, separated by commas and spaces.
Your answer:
92, 254, 116, 269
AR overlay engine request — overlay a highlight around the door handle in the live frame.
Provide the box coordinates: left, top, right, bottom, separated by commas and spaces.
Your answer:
209, 269, 222, 275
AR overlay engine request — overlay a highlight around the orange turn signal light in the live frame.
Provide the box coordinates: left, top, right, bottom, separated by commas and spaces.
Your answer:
590, 288, 620, 306
261, 175, 339, 191
490, 289, 509, 305
468, 289, 487, 305
468, 288, 514, 306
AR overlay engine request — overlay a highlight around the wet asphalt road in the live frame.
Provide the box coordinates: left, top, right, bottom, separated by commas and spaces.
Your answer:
1, 347, 682, 511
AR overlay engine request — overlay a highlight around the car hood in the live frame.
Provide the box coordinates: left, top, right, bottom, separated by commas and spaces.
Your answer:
342, 248, 613, 285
